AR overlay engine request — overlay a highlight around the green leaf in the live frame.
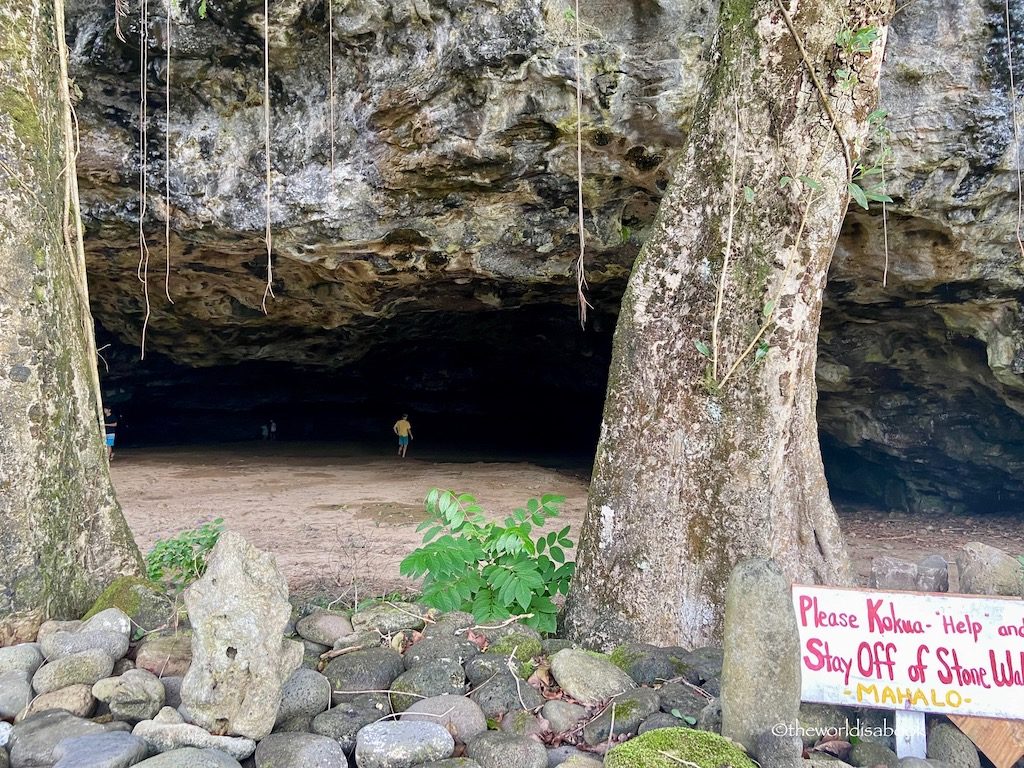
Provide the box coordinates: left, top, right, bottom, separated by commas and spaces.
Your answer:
864, 191, 894, 203
779, 175, 792, 189
799, 175, 822, 191
422, 525, 443, 543
868, 108, 888, 124
762, 300, 775, 319
550, 547, 565, 564
198, 0, 207, 18
743, 186, 754, 203
847, 181, 869, 210
755, 343, 769, 363
694, 339, 711, 358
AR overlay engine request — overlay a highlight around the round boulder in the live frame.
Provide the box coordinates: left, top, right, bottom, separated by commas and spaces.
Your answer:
355, 721, 454, 768
255, 732, 348, 767
403, 695, 487, 743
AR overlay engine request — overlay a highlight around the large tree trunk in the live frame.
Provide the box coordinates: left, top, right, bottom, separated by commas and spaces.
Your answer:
563, 0, 894, 649
0, 0, 143, 644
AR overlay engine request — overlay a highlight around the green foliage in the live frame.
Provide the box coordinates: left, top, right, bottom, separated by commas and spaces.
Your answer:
836, 25, 880, 55
399, 489, 575, 634
848, 109, 894, 210
198, 0, 207, 18
145, 518, 224, 592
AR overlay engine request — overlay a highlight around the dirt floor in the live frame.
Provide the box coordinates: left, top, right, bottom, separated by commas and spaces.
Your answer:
111, 442, 1024, 602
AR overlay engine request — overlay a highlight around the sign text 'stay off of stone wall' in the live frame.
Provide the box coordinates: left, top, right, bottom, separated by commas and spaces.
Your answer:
792, 585, 1024, 719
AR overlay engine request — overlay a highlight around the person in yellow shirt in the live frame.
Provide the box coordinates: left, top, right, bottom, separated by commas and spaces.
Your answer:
393, 414, 413, 458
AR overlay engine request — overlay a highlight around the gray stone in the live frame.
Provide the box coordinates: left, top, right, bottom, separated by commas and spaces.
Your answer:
916, 555, 949, 592
8, 710, 109, 768
898, 759, 936, 768
697, 698, 722, 733
548, 649, 636, 706
402, 637, 480, 670
0, 670, 34, 719
499, 710, 545, 738
541, 700, 586, 733
721, 559, 800, 755
0, 721, 12, 747
295, 613, 354, 647
850, 740, 899, 768
324, 647, 405, 702
110, 669, 166, 723
52, 731, 150, 768
331, 631, 383, 653
463, 655, 514, 687
274, 668, 331, 731
180, 532, 302, 741
639, 712, 685, 733
465, 731, 547, 768
134, 633, 192, 679
19, 684, 95, 720
956, 543, 1024, 597
350, 603, 428, 635
32, 649, 115, 695
582, 688, 660, 745
254, 732, 348, 767
555, 757, 603, 768
81, 609, 133, 636
754, 729, 803, 768
389, 660, 466, 712
132, 707, 256, 760
467, 673, 542, 719
672, 646, 723, 684
133, 747, 242, 767
354, 721, 454, 768
657, 682, 710, 723
0, 646, 44, 677
540, 640, 578, 655
799, 704, 850, 748
869, 557, 920, 591
475, 623, 542, 648
927, 722, 981, 768
608, 644, 681, 685
418, 761, 482, 768
161, 677, 183, 711
544, 747, 595, 767
402, 695, 487, 743
311, 695, 388, 752
93, 676, 121, 703
420, 613, 476, 639
41, 630, 129, 665
112, 659, 136, 676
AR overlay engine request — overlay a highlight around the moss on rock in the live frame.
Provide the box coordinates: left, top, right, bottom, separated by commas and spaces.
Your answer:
82, 576, 172, 630
605, 727, 757, 768
487, 633, 542, 661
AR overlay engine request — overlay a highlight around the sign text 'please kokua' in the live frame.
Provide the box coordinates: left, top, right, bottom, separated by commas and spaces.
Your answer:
793, 585, 1024, 719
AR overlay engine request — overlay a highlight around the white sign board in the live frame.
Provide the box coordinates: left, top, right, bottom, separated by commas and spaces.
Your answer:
792, 585, 1024, 720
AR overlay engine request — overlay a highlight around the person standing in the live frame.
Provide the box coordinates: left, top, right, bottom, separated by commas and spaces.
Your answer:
103, 407, 118, 460
269, 419, 277, 440
393, 414, 413, 458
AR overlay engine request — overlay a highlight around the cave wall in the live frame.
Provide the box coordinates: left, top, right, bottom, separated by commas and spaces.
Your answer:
65, 0, 1024, 511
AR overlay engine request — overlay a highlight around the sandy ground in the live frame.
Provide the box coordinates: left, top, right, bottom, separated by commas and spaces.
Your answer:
111, 442, 1024, 601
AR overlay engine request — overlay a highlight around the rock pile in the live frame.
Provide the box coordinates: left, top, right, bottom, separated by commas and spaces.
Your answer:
0, 540, 1015, 767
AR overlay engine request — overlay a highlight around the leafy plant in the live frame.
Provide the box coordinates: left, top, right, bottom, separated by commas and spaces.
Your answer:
836, 25, 880, 56
146, 518, 224, 592
399, 489, 575, 634
847, 109, 894, 210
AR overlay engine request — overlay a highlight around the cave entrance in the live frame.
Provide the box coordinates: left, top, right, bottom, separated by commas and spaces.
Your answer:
97, 303, 617, 468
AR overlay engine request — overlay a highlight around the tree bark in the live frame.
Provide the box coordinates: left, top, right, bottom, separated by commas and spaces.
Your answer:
0, 0, 143, 644
563, 0, 894, 648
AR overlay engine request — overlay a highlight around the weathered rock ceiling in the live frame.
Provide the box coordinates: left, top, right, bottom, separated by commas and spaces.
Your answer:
66, 0, 1024, 511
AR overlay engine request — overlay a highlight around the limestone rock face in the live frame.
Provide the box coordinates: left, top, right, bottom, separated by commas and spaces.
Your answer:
180, 532, 302, 741
61, 0, 1024, 507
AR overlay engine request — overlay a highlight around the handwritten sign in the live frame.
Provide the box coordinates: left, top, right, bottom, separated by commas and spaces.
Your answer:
792, 585, 1024, 720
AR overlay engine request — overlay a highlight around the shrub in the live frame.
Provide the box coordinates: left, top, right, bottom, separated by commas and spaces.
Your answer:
145, 518, 224, 592
399, 489, 575, 633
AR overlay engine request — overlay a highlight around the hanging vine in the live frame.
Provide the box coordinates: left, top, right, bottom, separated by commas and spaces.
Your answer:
261, 0, 275, 313
163, 0, 174, 304
138, 0, 153, 357
572, 0, 589, 327
328, 0, 335, 173
1005, 0, 1024, 262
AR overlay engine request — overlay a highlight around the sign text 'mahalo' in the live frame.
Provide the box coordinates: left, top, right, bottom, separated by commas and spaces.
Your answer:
793, 584, 1024, 719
